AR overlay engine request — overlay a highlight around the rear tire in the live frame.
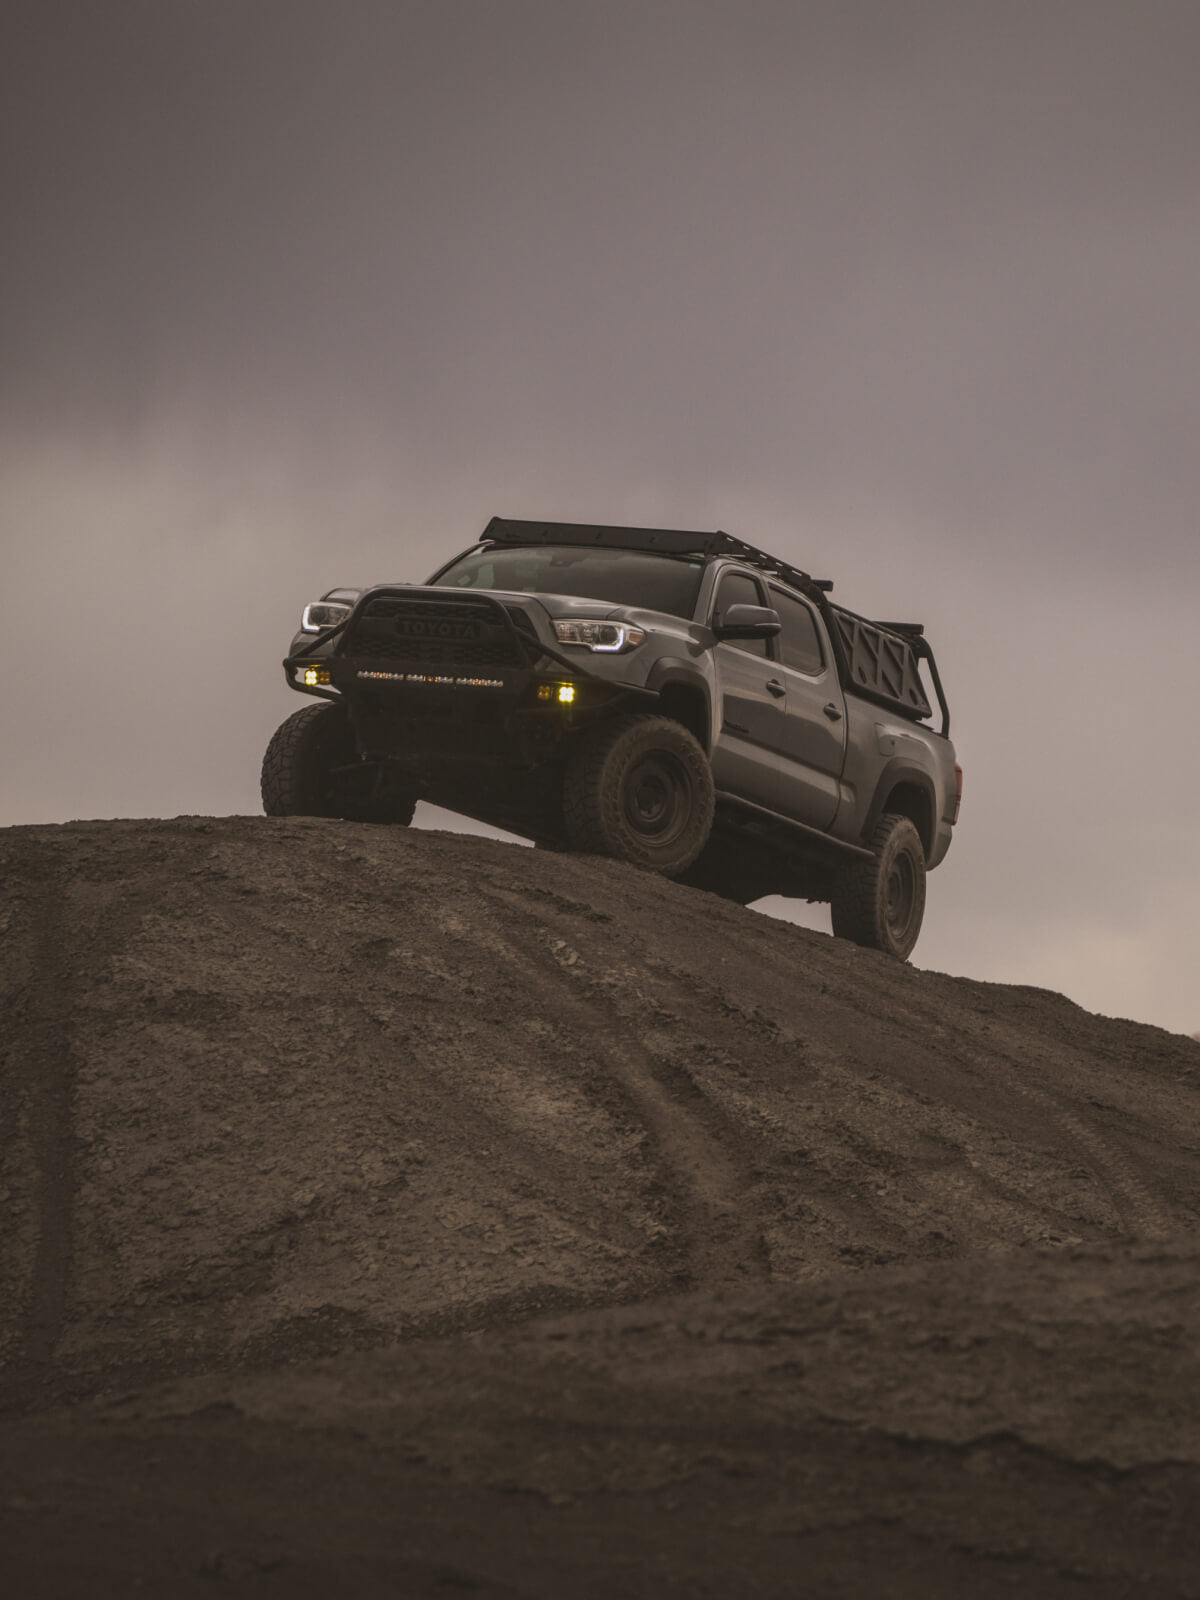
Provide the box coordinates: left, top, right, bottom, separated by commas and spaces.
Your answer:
261, 703, 416, 824
830, 812, 926, 960
562, 714, 714, 876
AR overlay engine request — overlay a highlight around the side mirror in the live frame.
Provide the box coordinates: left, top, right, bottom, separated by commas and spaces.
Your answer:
714, 603, 781, 641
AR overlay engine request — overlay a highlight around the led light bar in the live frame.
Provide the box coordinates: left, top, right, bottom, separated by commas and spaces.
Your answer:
355, 671, 504, 687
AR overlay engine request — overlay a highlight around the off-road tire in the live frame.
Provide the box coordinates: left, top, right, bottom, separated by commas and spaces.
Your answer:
562, 714, 714, 876
260, 703, 416, 825
830, 812, 926, 960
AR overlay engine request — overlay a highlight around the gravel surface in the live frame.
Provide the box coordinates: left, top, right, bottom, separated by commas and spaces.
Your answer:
3, 816, 1200, 1595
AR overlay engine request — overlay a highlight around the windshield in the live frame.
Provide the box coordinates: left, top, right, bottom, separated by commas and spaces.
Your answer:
431, 545, 705, 620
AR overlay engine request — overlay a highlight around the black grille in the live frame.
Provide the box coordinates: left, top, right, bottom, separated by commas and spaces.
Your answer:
341, 593, 531, 668
364, 598, 489, 623
352, 637, 526, 667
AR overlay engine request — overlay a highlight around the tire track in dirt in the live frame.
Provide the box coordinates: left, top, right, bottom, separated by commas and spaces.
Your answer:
640, 897, 1186, 1244
600, 931, 1183, 1255
3, 832, 190, 1398
961, 1037, 1177, 1240
879, 988, 1181, 1240
469, 882, 771, 1293
6, 848, 78, 1368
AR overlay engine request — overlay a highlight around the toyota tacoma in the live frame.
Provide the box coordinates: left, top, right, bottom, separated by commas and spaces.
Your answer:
263, 518, 962, 959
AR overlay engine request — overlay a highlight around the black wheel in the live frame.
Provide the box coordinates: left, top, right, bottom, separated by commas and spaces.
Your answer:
562, 714, 714, 876
830, 812, 926, 960
260, 703, 416, 824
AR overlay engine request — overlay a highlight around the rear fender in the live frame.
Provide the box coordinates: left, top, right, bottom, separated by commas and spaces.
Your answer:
863, 760, 939, 859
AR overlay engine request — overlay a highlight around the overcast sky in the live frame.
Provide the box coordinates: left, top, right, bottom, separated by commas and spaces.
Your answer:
3, 1, 1198, 1035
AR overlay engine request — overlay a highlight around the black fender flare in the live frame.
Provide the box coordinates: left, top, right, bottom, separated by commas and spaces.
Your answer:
862, 759, 940, 858
643, 659, 715, 753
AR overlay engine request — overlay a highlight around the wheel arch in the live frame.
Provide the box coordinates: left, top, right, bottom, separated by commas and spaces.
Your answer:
865, 762, 938, 860
644, 663, 713, 754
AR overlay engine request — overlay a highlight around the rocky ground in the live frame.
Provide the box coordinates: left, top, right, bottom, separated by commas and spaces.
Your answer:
3, 816, 1200, 1596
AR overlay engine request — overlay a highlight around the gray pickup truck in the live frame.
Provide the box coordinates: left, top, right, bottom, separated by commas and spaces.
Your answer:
264, 519, 961, 959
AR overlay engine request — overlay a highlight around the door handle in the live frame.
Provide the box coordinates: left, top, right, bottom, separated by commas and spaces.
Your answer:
766, 678, 786, 699
823, 702, 843, 721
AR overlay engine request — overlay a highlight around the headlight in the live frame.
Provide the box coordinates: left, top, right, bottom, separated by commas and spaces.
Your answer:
301, 600, 353, 634
552, 619, 646, 653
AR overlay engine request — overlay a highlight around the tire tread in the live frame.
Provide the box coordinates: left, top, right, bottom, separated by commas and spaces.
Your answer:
261, 704, 337, 816
830, 811, 926, 960
562, 713, 713, 874
260, 702, 415, 824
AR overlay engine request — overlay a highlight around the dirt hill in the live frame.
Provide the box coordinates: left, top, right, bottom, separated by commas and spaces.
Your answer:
3, 817, 1200, 1596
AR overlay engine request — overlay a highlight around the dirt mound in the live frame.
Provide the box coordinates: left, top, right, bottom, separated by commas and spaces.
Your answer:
4, 816, 1200, 1594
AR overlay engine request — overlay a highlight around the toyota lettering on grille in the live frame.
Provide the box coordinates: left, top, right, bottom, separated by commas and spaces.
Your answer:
394, 618, 480, 640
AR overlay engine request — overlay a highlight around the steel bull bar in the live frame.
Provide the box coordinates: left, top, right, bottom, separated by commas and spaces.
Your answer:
283, 587, 649, 764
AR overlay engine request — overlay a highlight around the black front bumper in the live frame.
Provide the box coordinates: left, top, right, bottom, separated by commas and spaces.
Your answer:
283, 586, 645, 774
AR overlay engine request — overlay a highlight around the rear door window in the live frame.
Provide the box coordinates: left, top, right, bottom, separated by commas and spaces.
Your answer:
770, 587, 824, 676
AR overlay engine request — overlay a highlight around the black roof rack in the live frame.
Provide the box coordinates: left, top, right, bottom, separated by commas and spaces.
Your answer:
874, 621, 925, 639
480, 517, 833, 599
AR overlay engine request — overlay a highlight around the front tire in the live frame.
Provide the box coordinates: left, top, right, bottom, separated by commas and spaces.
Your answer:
830, 812, 927, 960
562, 714, 714, 876
261, 702, 416, 824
